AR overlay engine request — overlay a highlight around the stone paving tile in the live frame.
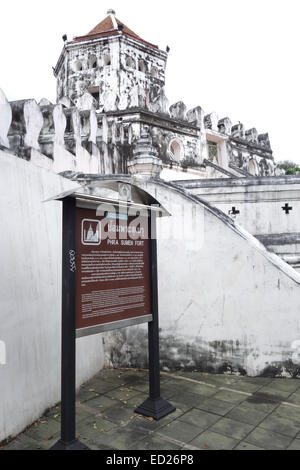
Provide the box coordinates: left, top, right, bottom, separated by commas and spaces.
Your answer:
76, 388, 101, 404
185, 373, 239, 387
133, 408, 184, 432
157, 420, 201, 443
82, 425, 149, 450
3, 434, 43, 451
75, 404, 98, 423
275, 403, 300, 421
178, 408, 221, 430
244, 427, 293, 450
26, 436, 58, 450
189, 430, 239, 450
76, 415, 117, 442
44, 402, 97, 425
222, 381, 263, 394
287, 438, 300, 450
97, 368, 127, 380
258, 411, 300, 438
237, 376, 274, 386
209, 417, 255, 440
160, 384, 181, 400
132, 414, 172, 432
115, 369, 148, 379
195, 397, 236, 416
77, 437, 115, 451
22, 418, 60, 442
121, 392, 148, 409
168, 391, 207, 412
268, 379, 300, 393
241, 395, 280, 414
285, 389, 300, 406
80, 394, 119, 412
80, 376, 121, 394
134, 435, 181, 450
213, 390, 247, 405
234, 441, 265, 450
253, 386, 292, 401
225, 403, 270, 426
161, 379, 188, 395
99, 403, 138, 425
182, 382, 219, 398
104, 386, 142, 402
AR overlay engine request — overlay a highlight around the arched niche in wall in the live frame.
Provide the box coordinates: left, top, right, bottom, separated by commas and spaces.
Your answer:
207, 140, 219, 163
249, 159, 258, 176
126, 56, 136, 69
259, 158, 268, 176
151, 66, 158, 78
138, 59, 148, 73
72, 60, 83, 72
88, 55, 97, 69
103, 51, 111, 66
169, 138, 184, 161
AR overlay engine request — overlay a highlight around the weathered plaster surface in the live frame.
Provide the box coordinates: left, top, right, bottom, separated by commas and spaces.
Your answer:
100, 178, 300, 377
0, 151, 104, 442
175, 176, 300, 270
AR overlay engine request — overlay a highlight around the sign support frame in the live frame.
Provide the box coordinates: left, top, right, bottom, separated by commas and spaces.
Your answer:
50, 198, 89, 450
135, 212, 176, 420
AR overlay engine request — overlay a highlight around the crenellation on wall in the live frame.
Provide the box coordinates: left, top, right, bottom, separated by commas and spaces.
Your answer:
218, 117, 232, 135
204, 112, 219, 131
245, 127, 258, 143
2, 83, 276, 179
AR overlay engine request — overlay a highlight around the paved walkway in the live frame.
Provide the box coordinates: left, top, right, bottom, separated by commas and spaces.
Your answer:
2, 369, 300, 450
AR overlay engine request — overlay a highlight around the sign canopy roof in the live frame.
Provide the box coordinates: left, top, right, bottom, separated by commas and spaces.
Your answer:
44, 179, 170, 217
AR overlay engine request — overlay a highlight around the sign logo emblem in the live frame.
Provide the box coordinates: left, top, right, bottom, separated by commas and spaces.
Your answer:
81, 219, 101, 246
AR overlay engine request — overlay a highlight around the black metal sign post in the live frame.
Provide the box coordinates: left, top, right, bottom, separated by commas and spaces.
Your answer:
135, 212, 176, 420
50, 198, 89, 450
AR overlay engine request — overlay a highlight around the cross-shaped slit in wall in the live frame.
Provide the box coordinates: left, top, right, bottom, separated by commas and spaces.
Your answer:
282, 203, 293, 214
229, 207, 240, 217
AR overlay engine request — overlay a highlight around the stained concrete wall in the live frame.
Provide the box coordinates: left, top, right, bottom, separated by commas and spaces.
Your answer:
0, 150, 104, 443
176, 177, 300, 236
104, 178, 300, 378
174, 176, 300, 270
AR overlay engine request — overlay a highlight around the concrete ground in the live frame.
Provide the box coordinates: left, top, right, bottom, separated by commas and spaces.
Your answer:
2, 368, 300, 451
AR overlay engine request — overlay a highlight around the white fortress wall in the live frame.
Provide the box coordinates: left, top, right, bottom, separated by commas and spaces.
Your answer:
104, 179, 300, 378
0, 150, 104, 442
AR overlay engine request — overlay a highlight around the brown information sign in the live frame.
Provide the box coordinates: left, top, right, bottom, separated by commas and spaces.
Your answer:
76, 207, 151, 333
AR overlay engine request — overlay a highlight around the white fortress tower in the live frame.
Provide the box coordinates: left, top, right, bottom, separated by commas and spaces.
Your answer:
54, 9, 168, 113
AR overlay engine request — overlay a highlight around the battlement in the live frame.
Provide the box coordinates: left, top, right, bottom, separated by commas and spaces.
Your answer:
0, 86, 277, 178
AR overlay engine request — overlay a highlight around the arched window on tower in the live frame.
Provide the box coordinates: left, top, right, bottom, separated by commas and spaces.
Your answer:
151, 66, 158, 78
169, 139, 183, 161
126, 56, 135, 69
103, 52, 111, 66
138, 59, 147, 73
73, 60, 83, 72
88, 55, 97, 69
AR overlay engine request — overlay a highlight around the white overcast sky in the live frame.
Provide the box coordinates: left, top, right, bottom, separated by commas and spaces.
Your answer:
1, 0, 299, 164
